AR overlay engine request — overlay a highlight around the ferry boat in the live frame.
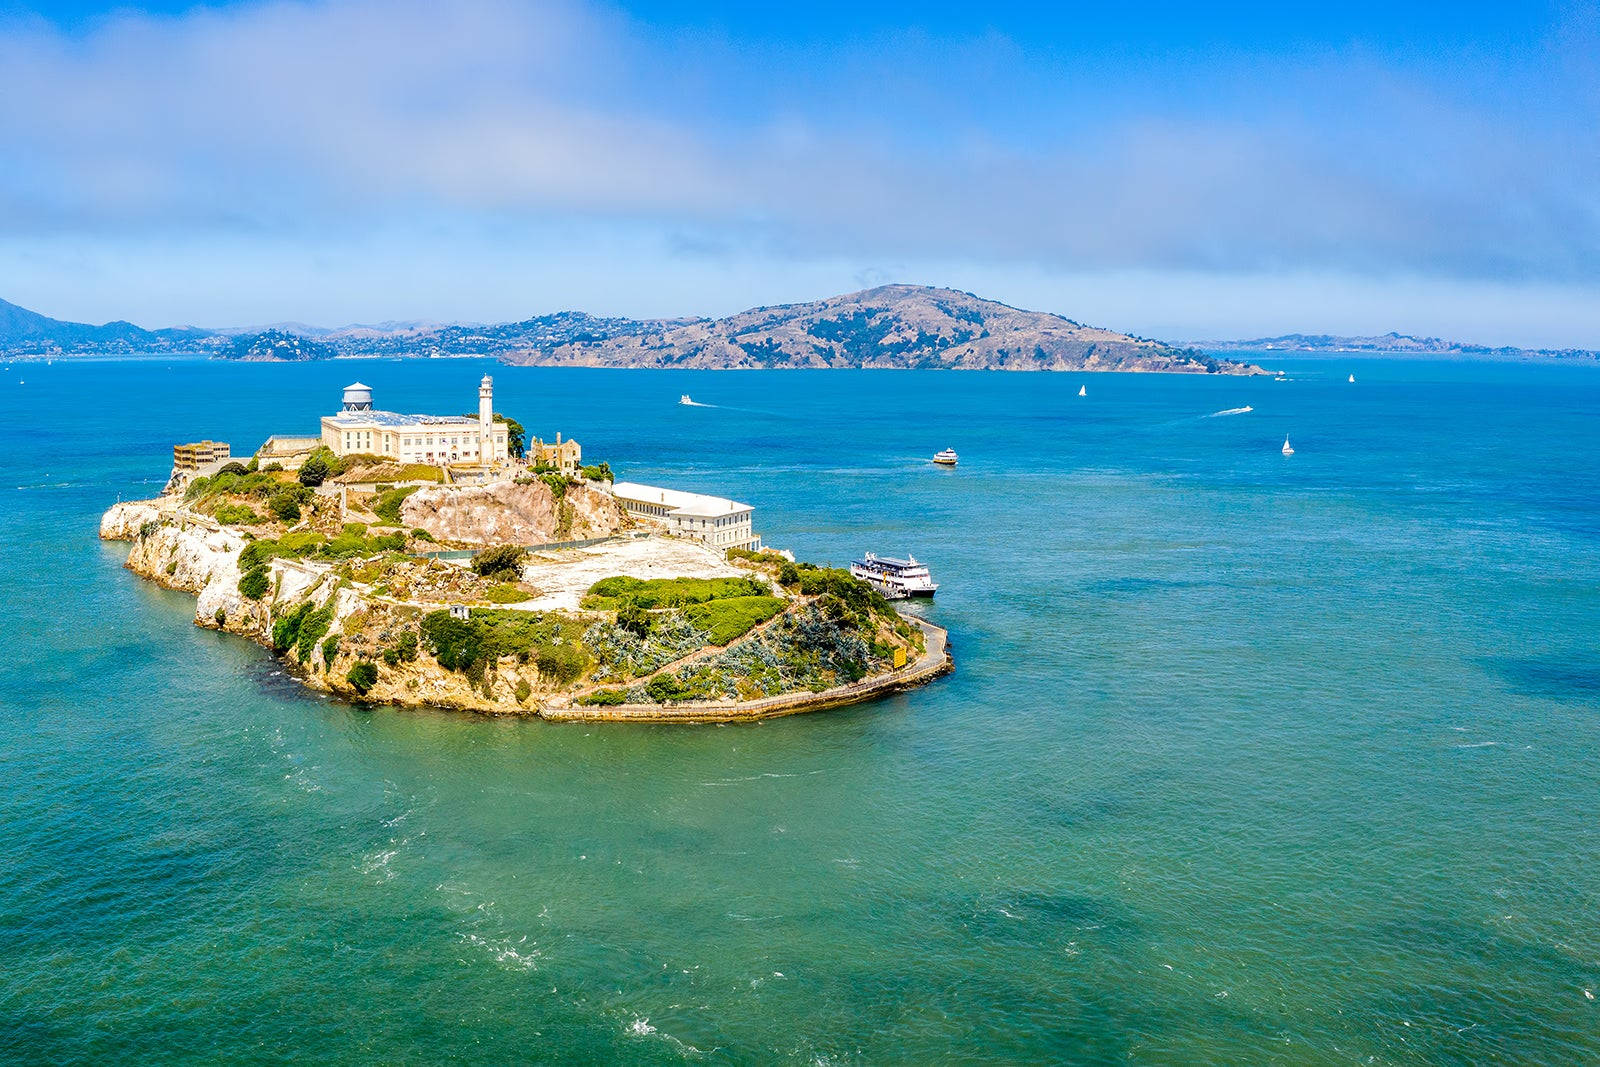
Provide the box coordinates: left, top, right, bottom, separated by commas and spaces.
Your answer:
851, 552, 939, 599
932, 448, 959, 466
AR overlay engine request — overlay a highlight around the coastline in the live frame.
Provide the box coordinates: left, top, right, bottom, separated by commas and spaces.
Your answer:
100, 497, 952, 724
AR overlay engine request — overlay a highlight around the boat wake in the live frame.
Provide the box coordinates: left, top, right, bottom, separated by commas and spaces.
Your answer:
1207, 406, 1254, 417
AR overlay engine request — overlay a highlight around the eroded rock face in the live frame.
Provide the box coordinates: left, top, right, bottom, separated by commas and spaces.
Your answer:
400, 480, 629, 546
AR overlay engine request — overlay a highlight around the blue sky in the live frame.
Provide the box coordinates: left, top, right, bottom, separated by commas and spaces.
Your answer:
1, 0, 1597, 345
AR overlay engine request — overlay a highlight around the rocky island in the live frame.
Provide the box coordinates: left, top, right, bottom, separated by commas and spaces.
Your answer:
101, 379, 950, 722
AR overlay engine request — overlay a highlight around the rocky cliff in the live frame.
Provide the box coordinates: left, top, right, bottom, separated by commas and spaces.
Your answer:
400, 480, 630, 545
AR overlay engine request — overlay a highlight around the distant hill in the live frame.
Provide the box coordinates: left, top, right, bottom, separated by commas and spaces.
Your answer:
218, 329, 337, 362
503, 285, 1263, 374
0, 298, 207, 354
1201, 331, 1600, 361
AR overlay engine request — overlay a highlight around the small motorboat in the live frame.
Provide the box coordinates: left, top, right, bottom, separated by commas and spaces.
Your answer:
1281, 436, 1294, 456
933, 448, 959, 466
679, 394, 693, 405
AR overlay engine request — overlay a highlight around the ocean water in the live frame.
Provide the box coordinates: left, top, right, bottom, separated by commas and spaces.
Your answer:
1, 356, 1598, 1063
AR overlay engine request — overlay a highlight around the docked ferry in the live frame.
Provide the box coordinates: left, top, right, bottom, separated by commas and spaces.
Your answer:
850, 552, 939, 599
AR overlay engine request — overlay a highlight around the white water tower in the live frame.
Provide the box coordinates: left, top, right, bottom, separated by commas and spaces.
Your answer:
342, 382, 373, 412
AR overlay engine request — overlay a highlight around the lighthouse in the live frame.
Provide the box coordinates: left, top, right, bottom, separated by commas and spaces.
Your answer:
478, 375, 494, 463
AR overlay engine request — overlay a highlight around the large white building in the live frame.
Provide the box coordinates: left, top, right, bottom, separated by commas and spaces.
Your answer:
611, 481, 762, 552
319, 377, 510, 467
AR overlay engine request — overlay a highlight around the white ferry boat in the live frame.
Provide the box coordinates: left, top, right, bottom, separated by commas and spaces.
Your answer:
850, 552, 939, 599
932, 448, 959, 466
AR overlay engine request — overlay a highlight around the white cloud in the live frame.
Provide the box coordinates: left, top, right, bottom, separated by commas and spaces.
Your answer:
1, 0, 1599, 340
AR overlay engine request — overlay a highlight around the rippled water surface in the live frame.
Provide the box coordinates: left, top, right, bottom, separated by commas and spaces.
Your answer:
2, 357, 1598, 1062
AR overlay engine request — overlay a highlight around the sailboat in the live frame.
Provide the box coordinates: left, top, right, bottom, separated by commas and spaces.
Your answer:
1348, 374, 1356, 384
1281, 436, 1294, 456
1077, 385, 1087, 397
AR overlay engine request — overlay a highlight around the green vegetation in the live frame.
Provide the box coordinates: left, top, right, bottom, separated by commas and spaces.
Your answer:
292, 605, 335, 664
411, 528, 436, 543
583, 575, 768, 611
780, 561, 891, 617
514, 679, 532, 703
420, 609, 589, 685
321, 634, 340, 663
539, 472, 569, 500
682, 595, 785, 645
577, 687, 629, 706
346, 661, 378, 694
580, 462, 613, 482
373, 484, 420, 523
237, 565, 270, 600
470, 545, 527, 583
267, 484, 313, 522
236, 528, 408, 570
212, 503, 261, 525
485, 583, 532, 604
381, 629, 418, 666
297, 455, 329, 487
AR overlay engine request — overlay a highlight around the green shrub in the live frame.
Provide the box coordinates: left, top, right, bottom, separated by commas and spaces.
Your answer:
470, 545, 528, 583
539, 472, 568, 500
218, 461, 249, 476
682, 596, 785, 645
239, 539, 279, 570
263, 462, 283, 472
373, 485, 421, 524
411, 528, 436, 543
645, 673, 693, 704
268, 489, 303, 522
580, 462, 613, 482
294, 605, 335, 663
346, 661, 378, 694
514, 679, 533, 703
277, 530, 325, 556
213, 503, 260, 525
616, 601, 651, 636
485, 583, 532, 604
382, 630, 418, 666
577, 687, 628, 706
584, 575, 767, 611
534, 642, 588, 685
321, 634, 340, 664
420, 608, 589, 684
238, 565, 270, 600
298, 455, 329, 487
271, 602, 314, 652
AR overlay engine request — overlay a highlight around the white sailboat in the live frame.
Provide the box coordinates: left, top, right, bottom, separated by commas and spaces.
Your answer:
1348, 373, 1356, 383
1077, 385, 1087, 397
1281, 436, 1294, 456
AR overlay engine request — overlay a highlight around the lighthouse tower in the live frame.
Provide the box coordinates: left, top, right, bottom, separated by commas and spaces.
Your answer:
478, 375, 494, 463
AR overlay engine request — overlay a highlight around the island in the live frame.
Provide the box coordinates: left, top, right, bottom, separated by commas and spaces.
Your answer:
100, 377, 951, 722
4, 285, 1268, 373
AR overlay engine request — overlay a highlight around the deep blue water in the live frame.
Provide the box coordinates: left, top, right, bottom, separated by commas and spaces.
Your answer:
1, 356, 1598, 1062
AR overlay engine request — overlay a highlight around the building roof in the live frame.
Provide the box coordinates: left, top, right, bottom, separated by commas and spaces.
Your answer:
611, 481, 752, 518
323, 410, 479, 429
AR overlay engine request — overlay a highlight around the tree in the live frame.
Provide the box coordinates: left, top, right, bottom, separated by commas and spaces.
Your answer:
346, 661, 378, 694
298, 455, 329, 487
470, 545, 528, 583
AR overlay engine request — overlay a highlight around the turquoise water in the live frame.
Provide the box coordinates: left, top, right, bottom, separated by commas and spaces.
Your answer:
2, 357, 1598, 1062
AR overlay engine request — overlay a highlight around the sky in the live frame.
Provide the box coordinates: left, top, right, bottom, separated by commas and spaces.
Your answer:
2, 0, 1599, 346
